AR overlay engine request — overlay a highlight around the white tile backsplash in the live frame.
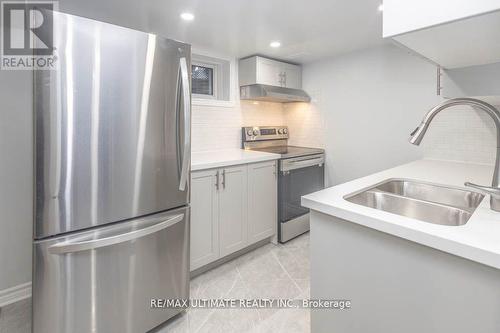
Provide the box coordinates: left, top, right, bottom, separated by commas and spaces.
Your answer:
191, 100, 285, 152
420, 104, 498, 165
284, 95, 325, 149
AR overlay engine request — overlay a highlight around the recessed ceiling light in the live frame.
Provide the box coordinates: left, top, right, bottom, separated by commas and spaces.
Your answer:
180, 12, 194, 21
270, 41, 281, 48
378, 3, 384, 11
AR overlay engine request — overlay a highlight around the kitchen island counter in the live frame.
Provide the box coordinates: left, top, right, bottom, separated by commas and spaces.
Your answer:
303, 159, 500, 333
302, 159, 500, 269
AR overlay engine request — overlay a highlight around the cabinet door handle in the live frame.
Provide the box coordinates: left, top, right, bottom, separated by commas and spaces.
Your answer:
215, 170, 220, 190
222, 170, 226, 189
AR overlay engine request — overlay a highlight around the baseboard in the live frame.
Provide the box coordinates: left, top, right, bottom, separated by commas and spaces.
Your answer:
0, 282, 31, 308
190, 237, 272, 278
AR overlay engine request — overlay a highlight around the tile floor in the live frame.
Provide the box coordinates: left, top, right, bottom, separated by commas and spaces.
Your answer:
0, 298, 31, 333
155, 233, 310, 333
0, 233, 310, 333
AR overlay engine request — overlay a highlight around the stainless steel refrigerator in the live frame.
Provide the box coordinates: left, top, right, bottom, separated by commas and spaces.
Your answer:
32, 11, 191, 333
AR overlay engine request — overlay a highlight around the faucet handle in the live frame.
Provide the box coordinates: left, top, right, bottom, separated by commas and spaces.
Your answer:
464, 182, 500, 198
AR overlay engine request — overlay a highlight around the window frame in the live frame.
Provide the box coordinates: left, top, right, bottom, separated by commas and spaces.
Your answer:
191, 51, 236, 108
191, 62, 218, 100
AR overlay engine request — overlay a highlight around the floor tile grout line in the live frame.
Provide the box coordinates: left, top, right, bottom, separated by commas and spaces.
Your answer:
191, 264, 242, 333
271, 247, 304, 296
234, 264, 260, 331
191, 307, 215, 333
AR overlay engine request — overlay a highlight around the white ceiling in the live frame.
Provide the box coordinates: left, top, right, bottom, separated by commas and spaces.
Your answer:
59, 0, 386, 63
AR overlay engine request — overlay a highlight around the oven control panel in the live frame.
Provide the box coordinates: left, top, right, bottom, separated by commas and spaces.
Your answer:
242, 126, 289, 141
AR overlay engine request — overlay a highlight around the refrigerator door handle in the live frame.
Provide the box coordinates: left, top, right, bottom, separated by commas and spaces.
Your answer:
178, 57, 191, 191
48, 213, 184, 254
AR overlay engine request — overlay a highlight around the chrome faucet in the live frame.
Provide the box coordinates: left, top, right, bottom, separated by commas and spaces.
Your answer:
409, 97, 500, 212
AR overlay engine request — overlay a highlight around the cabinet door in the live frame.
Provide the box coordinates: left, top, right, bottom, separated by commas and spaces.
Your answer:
256, 57, 284, 86
283, 63, 302, 89
219, 165, 248, 257
190, 169, 219, 271
383, 0, 500, 37
248, 161, 277, 243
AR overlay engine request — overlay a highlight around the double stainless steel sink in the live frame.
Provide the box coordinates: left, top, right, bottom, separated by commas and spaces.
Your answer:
344, 179, 485, 226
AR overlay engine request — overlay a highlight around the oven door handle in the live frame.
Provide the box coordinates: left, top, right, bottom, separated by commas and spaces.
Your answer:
281, 156, 324, 172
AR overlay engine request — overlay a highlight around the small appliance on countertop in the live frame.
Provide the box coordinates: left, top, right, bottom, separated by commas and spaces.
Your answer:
242, 126, 325, 242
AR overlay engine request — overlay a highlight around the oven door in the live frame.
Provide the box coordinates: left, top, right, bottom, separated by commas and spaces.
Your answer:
278, 154, 325, 223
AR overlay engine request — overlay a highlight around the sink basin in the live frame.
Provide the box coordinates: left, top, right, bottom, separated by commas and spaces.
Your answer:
374, 180, 484, 211
344, 179, 484, 226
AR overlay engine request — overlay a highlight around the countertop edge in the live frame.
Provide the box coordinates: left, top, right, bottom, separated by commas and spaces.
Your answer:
191, 151, 280, 172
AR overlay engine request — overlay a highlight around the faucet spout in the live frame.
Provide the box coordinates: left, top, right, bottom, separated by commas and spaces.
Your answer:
409, 122, 429, 145
409, 98, 500, 212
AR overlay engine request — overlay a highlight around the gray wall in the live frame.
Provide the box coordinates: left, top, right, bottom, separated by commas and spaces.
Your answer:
443, 62, 500, 98
301, 44, 441, 186
0, 71, 33, 292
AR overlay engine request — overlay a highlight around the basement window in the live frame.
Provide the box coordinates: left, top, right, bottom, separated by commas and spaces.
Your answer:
192, 64, 216, 98
191, 54, 231, 103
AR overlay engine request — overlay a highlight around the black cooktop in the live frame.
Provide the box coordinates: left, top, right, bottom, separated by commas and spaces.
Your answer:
250, 145, 324, 159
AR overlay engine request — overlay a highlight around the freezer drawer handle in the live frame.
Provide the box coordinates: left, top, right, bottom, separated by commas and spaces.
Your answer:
178, 57, 191, 191
48, 213, 184, 254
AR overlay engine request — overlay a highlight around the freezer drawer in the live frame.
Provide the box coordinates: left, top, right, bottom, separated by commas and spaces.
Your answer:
33, 207, 190, 333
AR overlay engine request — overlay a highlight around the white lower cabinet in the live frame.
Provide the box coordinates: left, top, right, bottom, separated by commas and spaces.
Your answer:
219, 165, 248, 257
190, 169, 219, 271
190, 160, 277, 271
248, 161, 277, 243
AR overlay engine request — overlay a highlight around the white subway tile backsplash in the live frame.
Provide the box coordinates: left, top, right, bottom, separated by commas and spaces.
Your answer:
284, 98, 325, 149
420, 105, 498, 165
191, 100, 285, 152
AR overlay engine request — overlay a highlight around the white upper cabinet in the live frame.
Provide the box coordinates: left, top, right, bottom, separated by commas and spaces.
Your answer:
281, 63, 302, 90
383, 0, 500, 69
239, 56, 302, 89
256, 57, 284, 87
383, 0, 500, 37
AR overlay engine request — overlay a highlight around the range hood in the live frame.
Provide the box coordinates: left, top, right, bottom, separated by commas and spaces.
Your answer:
240, 84, 311, 103
238, 56, 311, 103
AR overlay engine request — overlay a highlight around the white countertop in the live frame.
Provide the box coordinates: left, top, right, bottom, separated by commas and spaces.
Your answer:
191, 149, 280, 171
302, 159, 500, 269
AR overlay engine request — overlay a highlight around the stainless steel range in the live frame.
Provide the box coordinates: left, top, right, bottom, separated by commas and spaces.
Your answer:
242, 126, 325, 242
